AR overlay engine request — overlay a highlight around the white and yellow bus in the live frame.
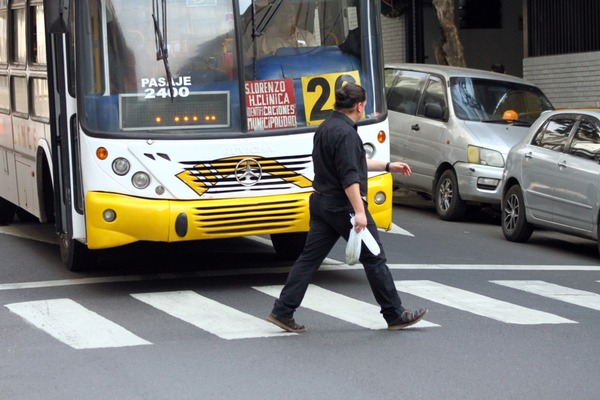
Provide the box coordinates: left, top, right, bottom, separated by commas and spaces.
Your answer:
0, 0, 393, 270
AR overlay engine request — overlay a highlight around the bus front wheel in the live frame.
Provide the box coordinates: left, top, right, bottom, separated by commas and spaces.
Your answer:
0, 197, 16, 224
60, 234, 96, 271
270, 232, 307, 261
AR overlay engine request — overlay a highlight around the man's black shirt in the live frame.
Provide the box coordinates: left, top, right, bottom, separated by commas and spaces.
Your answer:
312, 111, 368, 199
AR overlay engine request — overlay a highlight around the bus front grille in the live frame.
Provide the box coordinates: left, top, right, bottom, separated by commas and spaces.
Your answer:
190, 197, 309, 237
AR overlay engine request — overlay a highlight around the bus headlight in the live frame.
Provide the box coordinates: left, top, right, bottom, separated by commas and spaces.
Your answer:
374, 191, 386, 205
112, 157, 130, 176
364, 143, 375, 159
131, 172, 150, 189
102, 209, 117, 222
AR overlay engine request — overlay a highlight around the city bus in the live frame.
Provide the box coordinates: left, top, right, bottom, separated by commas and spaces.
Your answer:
0, 0, 393, 270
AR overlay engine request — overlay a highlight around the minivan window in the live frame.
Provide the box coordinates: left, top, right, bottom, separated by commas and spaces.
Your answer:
450, 77, 553, 125
385, 70, 427, 115
417, 76, 446, 119
532, 117, 576, 152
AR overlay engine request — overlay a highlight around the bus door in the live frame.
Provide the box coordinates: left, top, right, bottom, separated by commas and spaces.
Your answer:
45, 0, 93, 270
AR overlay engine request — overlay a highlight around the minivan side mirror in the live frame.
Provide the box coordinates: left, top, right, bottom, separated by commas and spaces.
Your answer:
424, 103, 445, 120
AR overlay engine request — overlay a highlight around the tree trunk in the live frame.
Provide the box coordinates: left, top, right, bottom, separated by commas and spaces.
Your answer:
431, 0, 466, 67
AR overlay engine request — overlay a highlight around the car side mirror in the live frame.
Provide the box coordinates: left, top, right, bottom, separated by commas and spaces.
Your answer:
424, 103, 445, 120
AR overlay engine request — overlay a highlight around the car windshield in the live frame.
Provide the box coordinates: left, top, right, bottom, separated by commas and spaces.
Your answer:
450, 77, 553, 125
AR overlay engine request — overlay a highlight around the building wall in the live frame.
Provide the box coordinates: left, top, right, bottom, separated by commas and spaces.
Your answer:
419, 0, 524, 76
380, 14, 406, 64
378, 1, 600, 109
523, 51, 600, 109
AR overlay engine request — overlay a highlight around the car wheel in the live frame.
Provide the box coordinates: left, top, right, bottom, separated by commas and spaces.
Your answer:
501, 184, 533, 242
435, 169, 467, 221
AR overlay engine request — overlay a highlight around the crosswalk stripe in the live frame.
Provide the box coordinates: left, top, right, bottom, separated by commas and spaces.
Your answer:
253, 284, 439, 329
491, 281, 600, 311
5, 299, 151, 349
395, 280, 577, 325
131, 291, 295, 340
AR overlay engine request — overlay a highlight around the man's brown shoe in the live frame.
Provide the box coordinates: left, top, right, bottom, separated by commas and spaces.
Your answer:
387, 308, 428, 331
266, 313, 306, 333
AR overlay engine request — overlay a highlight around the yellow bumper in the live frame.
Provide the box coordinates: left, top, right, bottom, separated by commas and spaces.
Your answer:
85, 173, 393, 249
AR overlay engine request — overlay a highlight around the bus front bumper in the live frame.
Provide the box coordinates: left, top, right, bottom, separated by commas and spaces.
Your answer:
85, 173, 393, 249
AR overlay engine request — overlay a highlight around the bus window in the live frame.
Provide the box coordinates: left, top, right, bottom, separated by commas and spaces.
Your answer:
30, 3, 47, 65
11, 6, 26, 66
78, 0, 239, 133
77, 0, 381, 134
0, 74, 9, 112
11, 76, 28, 115
241, 0, 372, 128
31, 78, 49, 120
0, 9, 7, 65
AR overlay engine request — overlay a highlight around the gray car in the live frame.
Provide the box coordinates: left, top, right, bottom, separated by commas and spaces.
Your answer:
384, 63, 553, 220
501, 109, 600, 255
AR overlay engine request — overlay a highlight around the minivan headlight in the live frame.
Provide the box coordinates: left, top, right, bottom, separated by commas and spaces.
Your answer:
467, 145, 504, 167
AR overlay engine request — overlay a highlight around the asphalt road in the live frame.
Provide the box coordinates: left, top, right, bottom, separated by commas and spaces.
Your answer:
1, 192, 599, 400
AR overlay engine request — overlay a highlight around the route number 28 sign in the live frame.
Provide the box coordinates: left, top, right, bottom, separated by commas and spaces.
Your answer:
301, 70, 361, 126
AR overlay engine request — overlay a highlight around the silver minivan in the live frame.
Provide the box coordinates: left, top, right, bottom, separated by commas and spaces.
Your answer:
384, 63, 554, 220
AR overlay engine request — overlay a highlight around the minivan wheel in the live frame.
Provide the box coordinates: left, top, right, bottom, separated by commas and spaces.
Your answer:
435, 169, 467, 221
501, 184, 533, 242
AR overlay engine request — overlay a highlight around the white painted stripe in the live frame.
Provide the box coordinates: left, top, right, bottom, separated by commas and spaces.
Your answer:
0, 223, 59, 245
253, 284, 438, 329
492, 280, 600, 311
387, 264, 600, 271
131, 291, 295, 340
2, 264, 600, 291
0, 275, 149, 290
5, 299, 151, 349
379, 223, 414, 237
395, 280, 576, 325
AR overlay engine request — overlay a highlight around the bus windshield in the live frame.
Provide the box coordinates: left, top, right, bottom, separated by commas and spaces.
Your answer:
76, 0, 382, 135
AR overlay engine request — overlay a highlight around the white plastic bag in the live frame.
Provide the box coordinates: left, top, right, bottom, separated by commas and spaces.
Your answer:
345, 215, 380, 265
345, 224, 363, 265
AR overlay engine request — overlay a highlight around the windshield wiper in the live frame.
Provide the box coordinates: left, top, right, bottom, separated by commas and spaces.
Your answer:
152, 0, 174, 100
480, 119, 509, 124
481, 118, 530, 126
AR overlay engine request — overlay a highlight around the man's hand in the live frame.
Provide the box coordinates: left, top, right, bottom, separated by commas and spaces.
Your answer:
389, 162, 411, 176
353, 211, 368, 232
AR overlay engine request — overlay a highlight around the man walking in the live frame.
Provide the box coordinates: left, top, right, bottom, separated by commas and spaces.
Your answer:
266, 83, 428, 332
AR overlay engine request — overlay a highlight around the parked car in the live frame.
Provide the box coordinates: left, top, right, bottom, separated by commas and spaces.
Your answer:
501, 109, 600, 254
384, 63, 554, 220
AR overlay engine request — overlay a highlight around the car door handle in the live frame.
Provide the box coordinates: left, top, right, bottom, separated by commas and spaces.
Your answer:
524, 151, 532, 159
558, 160, 567, 168
411, 124, 420, 131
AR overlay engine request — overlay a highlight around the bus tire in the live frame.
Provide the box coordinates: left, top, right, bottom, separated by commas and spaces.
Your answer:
16, 208, 39, 222
60, 234, 96, 271
0, 197, 16, 224
270, 232, 307, 261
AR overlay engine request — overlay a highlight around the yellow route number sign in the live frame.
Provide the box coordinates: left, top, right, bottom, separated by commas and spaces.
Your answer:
301, 71, 361, 126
